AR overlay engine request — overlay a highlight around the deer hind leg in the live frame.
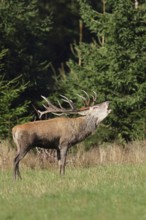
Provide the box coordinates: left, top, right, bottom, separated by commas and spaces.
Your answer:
57, 146, 68, 175
13, 147, 30, 180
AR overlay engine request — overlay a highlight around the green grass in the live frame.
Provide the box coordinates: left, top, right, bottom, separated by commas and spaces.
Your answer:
1, 164, 146, 220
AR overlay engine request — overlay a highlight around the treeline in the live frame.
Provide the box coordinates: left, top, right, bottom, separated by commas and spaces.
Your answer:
0, 0, 146, 144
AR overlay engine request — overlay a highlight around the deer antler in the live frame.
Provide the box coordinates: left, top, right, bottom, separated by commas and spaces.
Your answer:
91, 91, 97, 106
37, 95, 84, 119
77, 90, 97, 107
37, 91, 97, 119
77, 90, 90, 106
60, 95, 76, 110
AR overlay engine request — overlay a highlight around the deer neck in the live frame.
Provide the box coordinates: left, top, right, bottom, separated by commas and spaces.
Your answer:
77, 115, 97, 138
85, 115, 97, 132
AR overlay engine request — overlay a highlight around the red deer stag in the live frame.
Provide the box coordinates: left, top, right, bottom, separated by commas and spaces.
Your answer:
12, 92, 111, 179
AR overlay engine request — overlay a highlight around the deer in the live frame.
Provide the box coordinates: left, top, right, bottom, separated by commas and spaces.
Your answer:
12, 91, 111, 179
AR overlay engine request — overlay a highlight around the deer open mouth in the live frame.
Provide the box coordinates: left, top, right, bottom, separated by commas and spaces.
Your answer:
106, 101, 111, 114
107, 109, 112, 114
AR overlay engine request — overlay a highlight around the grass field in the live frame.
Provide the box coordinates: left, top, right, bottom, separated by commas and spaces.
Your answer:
1, 164, 146, 220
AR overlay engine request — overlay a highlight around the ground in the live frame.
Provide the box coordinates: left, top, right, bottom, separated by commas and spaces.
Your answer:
0, 164, 146, 220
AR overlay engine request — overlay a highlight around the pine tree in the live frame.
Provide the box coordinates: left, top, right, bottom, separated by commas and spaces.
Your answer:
0, 0, 52, 101
0, 50, 30, 139
105, 0, 146, 141
54, 0, 146, 143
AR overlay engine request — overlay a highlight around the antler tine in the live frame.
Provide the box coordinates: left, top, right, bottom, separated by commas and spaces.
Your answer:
60, 95, 76, 110
38, 110, 49, 119
41, 95, 50, 104
41, 95, 57, 109
82, 90, 90, 106
57, 100, 64, 109
91, 91, 97, 106
32, 104, 41, 119
77, 94, 86, 101
52, 112, 65, 116
42, 104, 48, 109
82, 90, 90, 99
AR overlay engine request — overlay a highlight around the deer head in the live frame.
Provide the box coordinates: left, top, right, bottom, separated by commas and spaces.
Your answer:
88, 101, 111, 125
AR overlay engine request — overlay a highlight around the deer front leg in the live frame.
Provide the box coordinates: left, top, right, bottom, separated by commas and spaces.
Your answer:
57, 146, 68, 175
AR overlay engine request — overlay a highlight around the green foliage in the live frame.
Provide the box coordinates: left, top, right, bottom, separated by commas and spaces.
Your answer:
44, 0, 79, 65
0, 0, 52, 99
0, 75, 30, 139
106, 0, 146, 141
54, 0, 146, 143
0, 50, 30, 139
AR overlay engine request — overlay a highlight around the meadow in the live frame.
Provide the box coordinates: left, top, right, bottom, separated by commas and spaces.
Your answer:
0, 140, 146, 220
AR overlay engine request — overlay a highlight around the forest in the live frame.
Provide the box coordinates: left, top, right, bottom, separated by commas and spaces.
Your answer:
0, 0, 146, 144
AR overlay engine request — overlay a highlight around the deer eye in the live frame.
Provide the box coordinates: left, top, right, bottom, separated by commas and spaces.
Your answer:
93, 106, 98, 109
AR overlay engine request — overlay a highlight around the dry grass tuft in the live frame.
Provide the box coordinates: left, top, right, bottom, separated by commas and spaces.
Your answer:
0, 139, 146, 171
0, 140, 14, 171
70, 140, 146, 167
